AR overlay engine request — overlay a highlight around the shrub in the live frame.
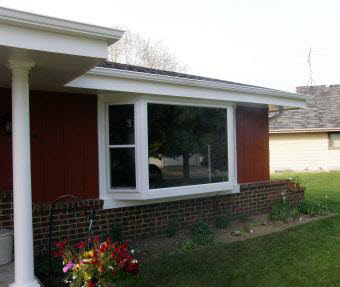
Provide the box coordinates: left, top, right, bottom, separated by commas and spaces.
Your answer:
235, 213, 250, 223
191, 219, 214, 245
54, 237, 138, 287
178, 239, 198, 253
299, 200, 330, 217
166, 220, 178, 237
214, 214, 231, 229
109, 223, 122, 242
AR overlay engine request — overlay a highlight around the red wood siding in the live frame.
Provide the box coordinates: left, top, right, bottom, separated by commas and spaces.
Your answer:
0, 89, 99, 203
236, 106, 269, 183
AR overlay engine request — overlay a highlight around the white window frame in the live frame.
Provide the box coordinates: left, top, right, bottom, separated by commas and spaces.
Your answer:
98, 94, 238, 206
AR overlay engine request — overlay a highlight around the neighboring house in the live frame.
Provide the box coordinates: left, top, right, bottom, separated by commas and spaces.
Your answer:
270, 85, 340, 172
0, 7, 306, 287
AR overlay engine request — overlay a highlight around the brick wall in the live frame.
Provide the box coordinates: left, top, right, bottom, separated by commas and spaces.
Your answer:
0, 180, 304, 254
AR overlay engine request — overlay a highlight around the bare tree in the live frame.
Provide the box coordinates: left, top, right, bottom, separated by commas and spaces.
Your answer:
108, 29, 187, 72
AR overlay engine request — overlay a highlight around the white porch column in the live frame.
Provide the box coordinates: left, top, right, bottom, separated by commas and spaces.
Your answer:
8, 60, 40, 287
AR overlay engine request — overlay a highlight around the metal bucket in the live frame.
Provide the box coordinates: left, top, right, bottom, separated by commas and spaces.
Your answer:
0, 229, 13, 265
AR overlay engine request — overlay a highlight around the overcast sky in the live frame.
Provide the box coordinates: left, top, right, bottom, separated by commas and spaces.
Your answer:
1, 0, 340, 92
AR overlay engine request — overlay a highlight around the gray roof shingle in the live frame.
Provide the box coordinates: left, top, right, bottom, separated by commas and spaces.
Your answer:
97, 61, 285, 92
270, 85, 340, 131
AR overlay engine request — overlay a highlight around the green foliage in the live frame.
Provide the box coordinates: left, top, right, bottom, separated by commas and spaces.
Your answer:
299, 200, 330, 217
109, 223, 122, 242
166, 220, 178, 237
178, 239, 198, 253
191, 219, 214, 245
268, 198, 292, 222
214, 214, 231, 229
291, 207, 300, 221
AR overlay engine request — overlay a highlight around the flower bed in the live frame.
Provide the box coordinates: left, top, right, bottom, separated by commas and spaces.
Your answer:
54, 236, 138, 287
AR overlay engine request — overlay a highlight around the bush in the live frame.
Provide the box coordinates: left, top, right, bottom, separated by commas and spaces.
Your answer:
191, 219, 214, 245
178, 239, 198, 253
214, 214, 231, 229
299, 200, 330, 217
166, 220, 178, 237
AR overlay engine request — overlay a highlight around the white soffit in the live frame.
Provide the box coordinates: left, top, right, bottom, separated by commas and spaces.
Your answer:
0, 7, 124, 88
67, 67, 307, 109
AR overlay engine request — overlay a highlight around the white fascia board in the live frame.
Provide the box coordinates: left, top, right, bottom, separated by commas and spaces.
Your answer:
0, 7, 124, 45
270, 128, 340, 134
67, 67, 307, 108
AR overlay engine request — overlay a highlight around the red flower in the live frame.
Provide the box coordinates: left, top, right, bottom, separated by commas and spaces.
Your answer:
87, 280, 96, 287
127, 261, 139, 275
75, 241, 87, 250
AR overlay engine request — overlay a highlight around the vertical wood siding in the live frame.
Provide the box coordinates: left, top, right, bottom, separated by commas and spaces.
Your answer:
236, 106, 270, 183
0, 89, 99, 203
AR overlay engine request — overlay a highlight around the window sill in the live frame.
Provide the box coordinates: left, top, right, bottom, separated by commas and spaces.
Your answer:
102, 183, 239, 209
107, 182, 238, 201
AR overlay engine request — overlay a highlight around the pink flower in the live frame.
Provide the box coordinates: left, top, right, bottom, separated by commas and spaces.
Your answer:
63, 261, 75, 273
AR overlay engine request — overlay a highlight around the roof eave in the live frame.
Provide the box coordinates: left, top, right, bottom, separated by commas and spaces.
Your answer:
88, 67, 308, 102
0, 6, 124, 45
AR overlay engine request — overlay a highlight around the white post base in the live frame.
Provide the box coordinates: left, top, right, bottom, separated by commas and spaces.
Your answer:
9, 278, 41, 287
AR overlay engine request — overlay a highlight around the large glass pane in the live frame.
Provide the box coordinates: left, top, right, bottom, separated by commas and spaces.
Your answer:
148, 104, 228, 189
109, 105, 134, 145
110, 148, 136, 188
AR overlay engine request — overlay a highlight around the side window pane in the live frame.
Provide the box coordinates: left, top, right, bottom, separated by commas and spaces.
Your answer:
110, 148, 136, 188
330, 133, 340, 149
148, 104, 228, 189
109, 105, 134, 145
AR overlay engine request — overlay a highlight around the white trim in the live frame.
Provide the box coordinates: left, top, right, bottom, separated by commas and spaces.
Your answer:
67, 68, 307, 109
98, 94, 238, 205
0, 6, 123, 44
270, 127, 340, 134
89, 67, 305, 100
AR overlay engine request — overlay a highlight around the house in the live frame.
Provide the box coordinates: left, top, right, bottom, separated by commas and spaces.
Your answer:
0, 7, 306, 287
270, 85, 340, 172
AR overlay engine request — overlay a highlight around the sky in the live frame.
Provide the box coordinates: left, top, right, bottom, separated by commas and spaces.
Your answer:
1, 0, 340, 92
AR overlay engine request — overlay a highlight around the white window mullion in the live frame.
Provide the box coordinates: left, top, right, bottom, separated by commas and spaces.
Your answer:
135, 99, 149, 197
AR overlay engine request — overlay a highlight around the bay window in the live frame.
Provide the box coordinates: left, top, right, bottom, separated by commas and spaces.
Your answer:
100, 96, 236, 202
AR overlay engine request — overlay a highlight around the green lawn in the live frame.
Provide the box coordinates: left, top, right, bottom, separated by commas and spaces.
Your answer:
121, 172, 340, 287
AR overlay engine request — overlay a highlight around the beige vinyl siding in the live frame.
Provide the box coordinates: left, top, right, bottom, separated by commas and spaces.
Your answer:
270, 132, 340, 172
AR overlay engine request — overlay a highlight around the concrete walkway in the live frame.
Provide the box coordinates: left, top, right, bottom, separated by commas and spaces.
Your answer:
0, 261, 14, 287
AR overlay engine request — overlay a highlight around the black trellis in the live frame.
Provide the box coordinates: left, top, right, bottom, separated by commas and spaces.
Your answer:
48, 195, 95, 287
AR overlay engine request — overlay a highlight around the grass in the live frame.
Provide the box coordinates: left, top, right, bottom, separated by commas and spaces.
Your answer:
119, 172, 340, 287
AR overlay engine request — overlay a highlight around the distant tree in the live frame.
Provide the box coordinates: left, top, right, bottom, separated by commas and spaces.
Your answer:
108, 29, 187, 72
148, 105, 227, 184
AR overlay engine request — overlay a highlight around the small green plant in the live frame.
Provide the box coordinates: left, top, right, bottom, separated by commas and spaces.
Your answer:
268, 198, 291, 223
109, 223, 122, 242
291, 207, 300, 221
214, 214, 230, 229
235, 213, 250, 223
166, 219, 178, 237
178, 239, 198, 253
299, 200, 330, 217
191, 219, 214, 245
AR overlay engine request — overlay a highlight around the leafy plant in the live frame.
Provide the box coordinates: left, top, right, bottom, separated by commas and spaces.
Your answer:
291, 207, 300, 221
268, 198, 292, 223
191, 219, 214, 245
109, 223, 122, 242
166, 220, 178, 237
178, 239, 198, 253
299, 200, 330, 217
214, 214, 230, 229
